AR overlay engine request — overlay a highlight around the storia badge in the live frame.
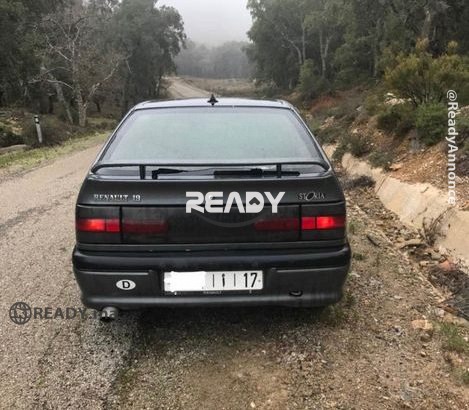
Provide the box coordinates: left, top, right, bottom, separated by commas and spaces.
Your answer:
297, 191, 326, 201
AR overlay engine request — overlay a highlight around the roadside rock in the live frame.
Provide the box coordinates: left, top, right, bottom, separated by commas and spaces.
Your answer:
400, 239, 424, 249
389, 163, 403, 171
367, 233, 380, 247
411, 319, 434, 336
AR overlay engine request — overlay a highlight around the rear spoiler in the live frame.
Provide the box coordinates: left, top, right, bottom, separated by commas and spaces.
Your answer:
91, 161, 330, 180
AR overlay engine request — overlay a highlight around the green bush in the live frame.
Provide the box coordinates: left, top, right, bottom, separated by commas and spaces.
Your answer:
364, 93, 385, 116
331, 132, 370, 161
0, 124, 23, 147
456, 114, 469, 145
368, 150, 394, 170
332, 140, 348, 163
315, 125, 342, 145
55, 105, 78, 124
385, 39, 469, 106
377, 107, 401, 133
21, 117, 70, 147
348, 133, 370, 157
297, 59, 330, 100
415, 102, 447, 145
376, 103, 416, 137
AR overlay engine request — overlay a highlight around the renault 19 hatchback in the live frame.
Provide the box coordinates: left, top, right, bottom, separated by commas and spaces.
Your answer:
72, 97, 351, 319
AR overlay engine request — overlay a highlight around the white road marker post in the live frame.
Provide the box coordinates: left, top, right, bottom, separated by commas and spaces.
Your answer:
34, 115, 43, 145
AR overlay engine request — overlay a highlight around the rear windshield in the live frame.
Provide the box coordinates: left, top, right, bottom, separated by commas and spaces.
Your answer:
102, 107, 320, 163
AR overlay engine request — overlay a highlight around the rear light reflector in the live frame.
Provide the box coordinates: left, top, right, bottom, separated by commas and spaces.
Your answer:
254, 218, 299, 231
122, 220, 169, 234
316, 215, 346, 230
76, 218, 121, 233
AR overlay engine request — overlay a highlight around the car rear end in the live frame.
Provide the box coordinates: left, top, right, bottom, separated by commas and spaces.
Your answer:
72, 99, 351, 312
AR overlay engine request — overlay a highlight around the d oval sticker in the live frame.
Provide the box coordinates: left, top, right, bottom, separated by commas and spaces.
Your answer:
116, 280, 136, 291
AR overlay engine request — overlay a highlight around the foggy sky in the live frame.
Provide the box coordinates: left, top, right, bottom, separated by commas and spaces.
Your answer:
159, 0, 252, 45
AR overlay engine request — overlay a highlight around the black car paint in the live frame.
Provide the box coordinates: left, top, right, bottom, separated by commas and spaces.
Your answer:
72, 98, 351, 310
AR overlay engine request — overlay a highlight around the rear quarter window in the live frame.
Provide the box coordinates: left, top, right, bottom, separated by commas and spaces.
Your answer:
103, 107, 320, 163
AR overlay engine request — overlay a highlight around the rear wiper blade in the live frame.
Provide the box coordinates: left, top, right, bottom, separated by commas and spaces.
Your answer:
151, 167, 217, 179
214, 168, 300, 178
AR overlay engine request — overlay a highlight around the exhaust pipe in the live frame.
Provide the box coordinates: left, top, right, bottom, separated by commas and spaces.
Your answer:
101, 306, 119, 322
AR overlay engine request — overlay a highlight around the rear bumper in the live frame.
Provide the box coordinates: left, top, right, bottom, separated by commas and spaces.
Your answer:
72, 244, 351, 309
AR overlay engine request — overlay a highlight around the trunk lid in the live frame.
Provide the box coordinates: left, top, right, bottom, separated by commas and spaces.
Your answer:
76, 174, 345, 245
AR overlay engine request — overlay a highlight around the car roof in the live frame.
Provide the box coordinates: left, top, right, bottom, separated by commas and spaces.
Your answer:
133, 98, 293, 110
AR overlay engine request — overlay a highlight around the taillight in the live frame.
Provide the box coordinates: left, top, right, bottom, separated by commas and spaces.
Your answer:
316, 215, 346, 230
254, 217, 299, 231
301, 215, 345, 231
76, 218, 121, 233
76, 206, 121, 243
301, 217, 316, 231
122, 220, 169, 234
301, 205, 346, 240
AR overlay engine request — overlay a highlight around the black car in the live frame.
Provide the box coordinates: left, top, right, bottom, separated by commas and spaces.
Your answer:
73, 97, 351, 320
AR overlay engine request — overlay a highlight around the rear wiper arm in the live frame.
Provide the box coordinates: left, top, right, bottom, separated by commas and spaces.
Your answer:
214, 168, 300, 178
152, 168, 186, 179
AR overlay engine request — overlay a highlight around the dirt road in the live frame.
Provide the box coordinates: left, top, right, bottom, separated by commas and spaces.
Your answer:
166, 77, 208, 98
0, 78, 467, 409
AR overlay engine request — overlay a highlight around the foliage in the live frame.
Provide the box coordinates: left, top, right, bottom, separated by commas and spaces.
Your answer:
377, 103, 416, 137
315, 125, 342, 145
348, 133, 370, 157
368, 150, 394, 170
21, 116, 72, 147
0, 0, 186, 125
112, 0, 185, 114
247, 0, 469, 99
456, 114, 469, 145
0, 124, 23, 147
385, 40, 469, 106
364, 92, 386, 116
439, 323, 468, 354
415, 102, 447, 145
331, 132, 370, 161
331, 139, 348, 163
297, 59, 331, 100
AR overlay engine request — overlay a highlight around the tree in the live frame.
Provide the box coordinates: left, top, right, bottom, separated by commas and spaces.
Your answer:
304, 0, 344, 79
247, 0, 311, 88
0, 0, 62, 106
41, 0, 124, 126
112, 0, 185, 113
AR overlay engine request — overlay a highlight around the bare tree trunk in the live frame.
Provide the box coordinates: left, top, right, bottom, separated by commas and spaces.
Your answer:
75, 88, 87, 127
49, 75, 73, 125
421, 5, 433, 41
319, 29, 331, 78
301, 23, 306, 64
372, 18, 383, 78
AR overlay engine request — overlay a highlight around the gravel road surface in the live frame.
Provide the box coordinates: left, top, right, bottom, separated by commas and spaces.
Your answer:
166, 77, 208, 99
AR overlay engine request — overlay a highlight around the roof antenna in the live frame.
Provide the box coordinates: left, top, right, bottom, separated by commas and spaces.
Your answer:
208, 94, 218, 106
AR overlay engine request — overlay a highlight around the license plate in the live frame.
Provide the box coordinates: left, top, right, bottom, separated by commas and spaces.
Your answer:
163, 270, 263, 293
